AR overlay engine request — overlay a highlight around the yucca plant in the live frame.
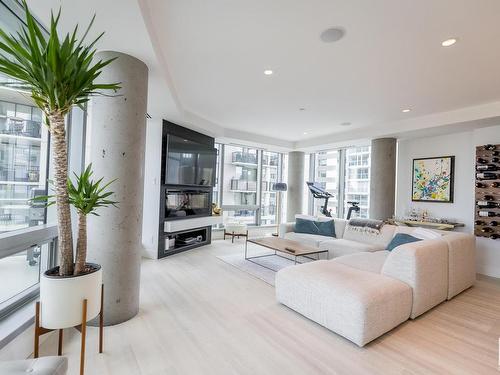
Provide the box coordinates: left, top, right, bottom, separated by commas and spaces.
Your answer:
0, 1, 120, 275
33, 164, 118, 274
68, 165, 118, 274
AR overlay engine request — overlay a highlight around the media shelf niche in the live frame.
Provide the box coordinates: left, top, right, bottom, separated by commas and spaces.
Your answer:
474, 144, 500, 240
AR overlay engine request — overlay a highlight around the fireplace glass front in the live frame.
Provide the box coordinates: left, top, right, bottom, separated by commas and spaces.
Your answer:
165, 189, 211, 219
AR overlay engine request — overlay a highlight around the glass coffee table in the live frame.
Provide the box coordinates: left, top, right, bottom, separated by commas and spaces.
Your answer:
245, 236, 329, 272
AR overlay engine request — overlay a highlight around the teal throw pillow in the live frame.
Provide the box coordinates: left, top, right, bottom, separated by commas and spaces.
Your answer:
386, 233, 422, 251
295, 218, 336, 238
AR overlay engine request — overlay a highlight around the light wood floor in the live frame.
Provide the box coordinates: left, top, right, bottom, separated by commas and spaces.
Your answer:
39, 240, 500, 375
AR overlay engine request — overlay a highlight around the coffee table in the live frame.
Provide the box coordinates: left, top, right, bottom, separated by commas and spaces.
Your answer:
245, 236, 329, 272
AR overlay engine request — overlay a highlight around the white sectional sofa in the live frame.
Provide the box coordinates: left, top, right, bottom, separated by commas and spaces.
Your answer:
276, 217, 476, 347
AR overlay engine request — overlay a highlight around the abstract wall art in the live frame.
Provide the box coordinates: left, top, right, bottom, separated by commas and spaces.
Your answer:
412, 156, 455, 203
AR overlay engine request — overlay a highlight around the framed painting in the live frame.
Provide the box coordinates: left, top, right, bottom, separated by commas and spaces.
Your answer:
412, 156, 455, 203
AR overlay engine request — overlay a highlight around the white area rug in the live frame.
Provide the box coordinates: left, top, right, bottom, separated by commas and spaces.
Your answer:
217, 251, 313, 286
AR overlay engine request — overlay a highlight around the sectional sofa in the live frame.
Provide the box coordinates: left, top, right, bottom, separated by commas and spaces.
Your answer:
275, 217, 476, 347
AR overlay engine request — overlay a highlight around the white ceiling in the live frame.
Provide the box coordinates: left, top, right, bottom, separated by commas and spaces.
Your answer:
28, 0, 500, 150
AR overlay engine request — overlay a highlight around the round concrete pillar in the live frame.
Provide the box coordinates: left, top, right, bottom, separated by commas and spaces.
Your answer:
286, 151, 305, 222
87, 52, 148, 325
369, 138, 397, 220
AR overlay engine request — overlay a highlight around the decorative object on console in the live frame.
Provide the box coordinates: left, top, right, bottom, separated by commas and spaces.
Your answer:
212, 203, 222, 216
273, 182, 287, 236
412, 156, 455, 203
474, 144, 500, 240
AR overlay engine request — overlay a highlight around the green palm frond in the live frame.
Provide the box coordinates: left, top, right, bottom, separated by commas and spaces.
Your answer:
0, 0, 120, 116
32, 165, 118, 216
68, 164, 118, 216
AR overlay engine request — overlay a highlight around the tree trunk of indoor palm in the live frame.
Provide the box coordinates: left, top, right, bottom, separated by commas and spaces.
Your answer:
49, 113, 74, 276
74, 212, 87, 275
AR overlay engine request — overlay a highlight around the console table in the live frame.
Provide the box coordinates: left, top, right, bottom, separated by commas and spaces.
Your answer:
391, 219, 465, 231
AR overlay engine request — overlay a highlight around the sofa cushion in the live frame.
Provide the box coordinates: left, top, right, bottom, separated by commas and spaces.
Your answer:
442, 233, 476, 299
333, 251, 389, 273
283, 232, 332, 248
276, 260, 412, 347
295, 218, 336, 237
386, 233, 421, 251
320, 238, 384, 258
342, 223, 396, 248
382, 239, 448, 319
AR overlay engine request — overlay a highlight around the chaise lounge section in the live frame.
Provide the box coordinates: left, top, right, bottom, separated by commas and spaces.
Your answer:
276, 217, 476, 346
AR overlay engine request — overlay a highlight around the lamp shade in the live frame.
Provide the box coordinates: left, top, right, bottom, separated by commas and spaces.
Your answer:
273, 182, 288, 192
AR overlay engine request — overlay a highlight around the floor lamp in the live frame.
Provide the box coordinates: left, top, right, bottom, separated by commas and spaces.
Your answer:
273, 183, 288, 237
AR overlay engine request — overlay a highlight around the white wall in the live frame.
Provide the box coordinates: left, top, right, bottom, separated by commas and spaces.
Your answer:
141, 119, 162, 259
396, 125, 500, 277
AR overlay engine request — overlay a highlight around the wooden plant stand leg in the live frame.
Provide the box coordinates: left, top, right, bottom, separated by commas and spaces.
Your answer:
58, 329, 63, 355
99, 284, 104, 353
80, 299, 88, 375
34, 301, 40, 358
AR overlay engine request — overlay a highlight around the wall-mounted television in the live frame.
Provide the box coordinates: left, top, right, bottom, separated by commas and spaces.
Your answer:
166, 134, 217, 186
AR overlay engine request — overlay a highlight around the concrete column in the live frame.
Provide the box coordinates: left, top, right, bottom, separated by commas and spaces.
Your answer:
87, 52, 148, 325
369, 138, 397, 220
286, 151, 305, 222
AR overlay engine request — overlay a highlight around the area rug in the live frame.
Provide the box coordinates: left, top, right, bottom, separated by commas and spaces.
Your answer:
216, 252, 313, 286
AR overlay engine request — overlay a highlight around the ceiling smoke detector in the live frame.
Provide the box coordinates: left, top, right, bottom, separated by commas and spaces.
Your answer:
320, 27, 345, 43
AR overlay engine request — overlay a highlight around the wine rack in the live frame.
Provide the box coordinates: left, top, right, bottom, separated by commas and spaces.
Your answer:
475, 144, 500, 240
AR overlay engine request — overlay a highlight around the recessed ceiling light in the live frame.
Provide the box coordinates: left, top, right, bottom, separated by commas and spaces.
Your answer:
299, 108, 306, 111
340, 122, 351, 126
320, 27, 345, 43
441, 38, 457, 47
402, 109, 411, 113
264, 69, 273, 75
183, 139, 189, 142
303, 131, 308, 135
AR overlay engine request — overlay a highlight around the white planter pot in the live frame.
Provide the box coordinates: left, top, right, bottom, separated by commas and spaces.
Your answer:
40, 264, 102, 329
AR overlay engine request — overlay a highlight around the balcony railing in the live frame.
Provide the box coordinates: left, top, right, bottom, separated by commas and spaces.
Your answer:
230, 179, 257, 192
0, 224, 58, 321
232, 152, 257, 165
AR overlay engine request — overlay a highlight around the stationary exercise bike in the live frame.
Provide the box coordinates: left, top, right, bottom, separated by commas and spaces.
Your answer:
306, 182, 334, 217
307, 182, 361, 219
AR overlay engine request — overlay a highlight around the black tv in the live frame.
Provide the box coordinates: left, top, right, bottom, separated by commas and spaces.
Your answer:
166, 134, 217, 186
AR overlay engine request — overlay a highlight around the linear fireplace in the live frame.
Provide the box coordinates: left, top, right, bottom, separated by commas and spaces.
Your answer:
164, 188, 211, 219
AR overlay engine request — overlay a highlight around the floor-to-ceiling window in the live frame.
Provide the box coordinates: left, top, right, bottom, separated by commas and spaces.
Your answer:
261, 151, 281, 225
0, 95, 48, 233
344, 146, 370, 218
221, 145, 259, 225
312, 150, 340, 217
308, 145, 371, 219
214, 144, 285, 226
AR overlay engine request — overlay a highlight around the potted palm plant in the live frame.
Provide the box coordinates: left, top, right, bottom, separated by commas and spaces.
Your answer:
38, 165, 117, 328
0, 1, 120, 329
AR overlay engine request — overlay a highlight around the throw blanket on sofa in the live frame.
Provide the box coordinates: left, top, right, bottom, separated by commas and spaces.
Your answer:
348, 218, 385, 235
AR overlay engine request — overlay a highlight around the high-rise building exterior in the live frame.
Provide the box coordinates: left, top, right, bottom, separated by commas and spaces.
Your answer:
0, 89, 48, 233
344, 146, 370, 218
313, 151, 340, 217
